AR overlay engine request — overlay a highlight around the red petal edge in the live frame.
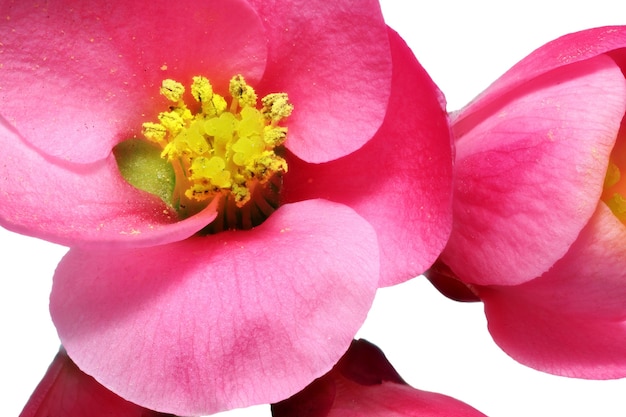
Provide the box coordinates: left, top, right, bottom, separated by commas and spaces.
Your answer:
20, 347, 173, 417
272, 339, 486, 417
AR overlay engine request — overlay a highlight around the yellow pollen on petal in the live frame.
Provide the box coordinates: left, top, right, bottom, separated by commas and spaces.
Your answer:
131, 74, 292, 227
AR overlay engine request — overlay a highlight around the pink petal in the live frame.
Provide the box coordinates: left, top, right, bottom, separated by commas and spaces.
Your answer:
320, 382, 487, 417
479, 203, 626, 379
443, 55, 626, 286
517, 203, 626, 320
50, 199, 380, 415
273, 339, 486, 417
0, 118, 217, 247
20, 348, 170, 417
481, 297, 626, 380
282, 29, 453, 286
455, 26, 626, 123
248, 0, 392, 163
0, 0, 267, 163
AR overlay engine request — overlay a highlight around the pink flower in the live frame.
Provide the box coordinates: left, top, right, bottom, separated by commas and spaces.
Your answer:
0, 1, 452, 414
272, 339, 486, 417
431, 26, 626, 378
20, 348, 173, 417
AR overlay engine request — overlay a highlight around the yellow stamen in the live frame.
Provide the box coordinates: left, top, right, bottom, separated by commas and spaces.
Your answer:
607, 193, 626, 222
262, 93, 294, 123
160, 79, 186, 103
603, 160, 626, 222
602, 130, 626, 224
604, 161, 621, 189
191, 76, 227, 117
229, 74, 258, 109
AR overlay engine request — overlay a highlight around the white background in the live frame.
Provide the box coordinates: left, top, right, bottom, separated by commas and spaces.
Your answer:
2, 1, 626, 415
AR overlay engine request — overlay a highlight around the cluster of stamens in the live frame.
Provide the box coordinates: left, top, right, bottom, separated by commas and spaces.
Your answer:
140, 75, 292, 229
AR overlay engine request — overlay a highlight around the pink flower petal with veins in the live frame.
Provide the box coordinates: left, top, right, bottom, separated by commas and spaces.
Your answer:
283, 29, 452, 286
248, 0, 392, 163
0, 0, 267, 164
51, 200, 380, 415
444, 54, 626, 286
480, 203, 626, 379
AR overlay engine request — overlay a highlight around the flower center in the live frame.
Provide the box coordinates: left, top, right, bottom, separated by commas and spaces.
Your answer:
115, 75, 293, 233
602, 128, 626, 223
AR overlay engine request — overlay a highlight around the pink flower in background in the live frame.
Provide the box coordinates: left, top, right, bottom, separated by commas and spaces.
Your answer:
430, 26, 626, 378
0, 0, 452, 414
272, 339, 487, 417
